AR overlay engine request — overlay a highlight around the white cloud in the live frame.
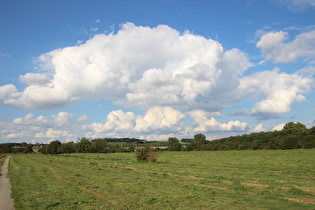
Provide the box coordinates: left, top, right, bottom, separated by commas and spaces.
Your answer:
13, 114, 49, 125
251, 123, 266, 132
272, 0, 315, 12
7, 132, 27, 138
83, 110, 136, 137
103, 110, 135, 132
1, 23, 252, 111
19, 73, 51, 86
4, 85, 78, 109
0, 84, 17, 99
257, 30, 315, 63
273, 123, 285, 131
45, 128, 71, 139
188, 110, 248, 132
77, 114, 89, 122
0, 23, 313, 123
53, 112, 73, 127
240, 68, 313, 117
135, 107, 185, 133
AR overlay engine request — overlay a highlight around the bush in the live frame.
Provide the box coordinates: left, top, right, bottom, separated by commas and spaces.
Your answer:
136, 147, 157, 162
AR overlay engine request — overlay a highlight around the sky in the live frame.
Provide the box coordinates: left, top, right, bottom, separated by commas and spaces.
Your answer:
0, 0, 315, 143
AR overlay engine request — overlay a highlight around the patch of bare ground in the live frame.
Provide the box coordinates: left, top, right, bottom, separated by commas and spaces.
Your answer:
242, 183, 269, 189
284, 197, 315, 205
0, 156, 15, 210
294, 186, 315, 195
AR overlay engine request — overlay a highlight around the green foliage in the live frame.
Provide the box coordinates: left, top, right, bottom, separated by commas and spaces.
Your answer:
60, 142, 75, 154
0, 144, 12, 153
23, 144, 33, 154
89, 139, 107, 153
194, 133, 206, 150
167, 137, 182, 151
201, 122, 315, 151
41, 140, 62, 155
76, 137, 91, 153
136, 147, 157, 162
128, 146, 135, 152
283, 122, 307, 130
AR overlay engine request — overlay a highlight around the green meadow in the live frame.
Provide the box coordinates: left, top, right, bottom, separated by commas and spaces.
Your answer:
8, 149, 315, 209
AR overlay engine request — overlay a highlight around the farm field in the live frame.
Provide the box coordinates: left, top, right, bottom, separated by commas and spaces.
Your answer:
8, 149, 315, 209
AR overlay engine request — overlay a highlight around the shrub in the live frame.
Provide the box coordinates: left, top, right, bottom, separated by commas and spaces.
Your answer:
136, 147, 157, 162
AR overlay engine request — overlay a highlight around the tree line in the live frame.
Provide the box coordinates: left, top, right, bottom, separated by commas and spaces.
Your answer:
39, 137, 137, 155
1, 122, 314, 155
174, 122, 315, 151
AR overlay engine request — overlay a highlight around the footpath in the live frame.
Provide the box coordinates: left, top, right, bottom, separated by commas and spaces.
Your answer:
0, 156, 15, 210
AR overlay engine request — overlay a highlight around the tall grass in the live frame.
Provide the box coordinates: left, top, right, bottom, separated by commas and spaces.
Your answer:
9, 149, 315, 209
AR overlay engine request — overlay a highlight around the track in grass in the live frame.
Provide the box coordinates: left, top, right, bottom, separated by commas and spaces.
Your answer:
9, 150, 315, 209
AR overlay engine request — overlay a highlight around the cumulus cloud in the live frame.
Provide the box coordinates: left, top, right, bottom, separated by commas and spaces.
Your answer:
13, 113, 49, 125
251, 123, 266, 132
4, 85, 78, 109
240, 68, 313, 118
1, 112, 82, 142
135, 107, 185, 133
53, 112, 73, 127
1, 23, 252, 111
0, 23, 313, 120
257, 30, 315, 63
84, 107, 185, 137
0, 84, 17, 99
103, 110, 135, 132
188, 110, 248, 132
19, 73, 51, 86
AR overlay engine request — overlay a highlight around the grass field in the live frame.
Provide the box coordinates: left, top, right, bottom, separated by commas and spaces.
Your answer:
8, 149, 315, 209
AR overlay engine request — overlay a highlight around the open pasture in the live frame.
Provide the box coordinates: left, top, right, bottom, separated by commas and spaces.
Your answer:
8, 149, 315, 209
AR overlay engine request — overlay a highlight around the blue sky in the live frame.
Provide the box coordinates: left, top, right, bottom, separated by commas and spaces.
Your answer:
1, 0, 315, 143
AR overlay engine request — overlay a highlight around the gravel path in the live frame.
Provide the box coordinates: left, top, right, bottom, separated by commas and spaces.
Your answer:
0, 156, 15, 210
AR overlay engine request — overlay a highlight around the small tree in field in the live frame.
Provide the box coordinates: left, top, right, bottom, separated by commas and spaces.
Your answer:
48, 140, 62, 155
194, 133, 206, 150
76, 137, 91, 158
136, 147, 157, 162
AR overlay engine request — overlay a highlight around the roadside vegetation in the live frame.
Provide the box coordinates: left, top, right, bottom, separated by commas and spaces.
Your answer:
0, 154, 6, 175
8, 149, 315, 209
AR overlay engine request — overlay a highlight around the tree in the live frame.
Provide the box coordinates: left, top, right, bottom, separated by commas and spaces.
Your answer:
23, 144, 33, 154
90, 139, 107, 153
167, 137, 182, 151
76, 137, 91, 158
60, 142, 75, 154
47, 140, 62, 155
283, 122, 306, 130
194, 133, 206, 150
1, 144, 12, 153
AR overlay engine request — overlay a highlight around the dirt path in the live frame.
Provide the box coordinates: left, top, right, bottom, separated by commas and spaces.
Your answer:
0, 156, 15, 210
